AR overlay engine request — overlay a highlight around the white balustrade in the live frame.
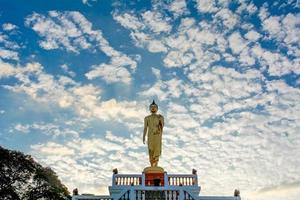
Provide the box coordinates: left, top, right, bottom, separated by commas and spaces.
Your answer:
112, 173, 198, 187
113, 174, 143, 186
168, 174, 198, 186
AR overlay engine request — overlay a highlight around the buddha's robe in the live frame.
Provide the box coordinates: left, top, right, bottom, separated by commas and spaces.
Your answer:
144, 113, 164, 165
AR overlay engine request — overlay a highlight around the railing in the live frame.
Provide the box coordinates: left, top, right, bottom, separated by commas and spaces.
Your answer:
168, 175, 197, 186
112, 173, 198, 187
118, 190, 130, 200
199, 197, 240, 200
183, 191, 196, 200
114, 187, 199, 200
72, 195, 112, 200
135, 189, 180, 200
113, 174, 142, 186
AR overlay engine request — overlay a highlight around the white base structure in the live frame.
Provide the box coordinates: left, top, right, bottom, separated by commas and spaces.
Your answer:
72, 171, 241, 200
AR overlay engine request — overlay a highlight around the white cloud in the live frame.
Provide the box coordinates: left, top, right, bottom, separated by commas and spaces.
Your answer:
251, 44, 300, 76
0, 48, 19, 60
168, 0, 189, 17
282, 13, 300, 45
262, 13, 300, 58
85, 63, 131, 84
215, 8, 239, 29
228, 32, 248, 54
151, 67, 161, 79
113, 13, 144, 30
0, 31, 20, 61
14, 124, 30, 133
147, 40, 168, 53
140, 77, 185, 101
1, 2, 299, 200
142, 11, 172, 34
245, 30, 261, 41
163, 50, 194, 68
82, 0, 97, 5
195, 0, 219, 13
263, 16, 282, 36
26, 11, 138, 84
29, 132, 147, 194
60, 64, 76, 77
12, 122, 80, 138
2, 23, 18, 31
258, 3, 269, 21
0, 60, 145, 124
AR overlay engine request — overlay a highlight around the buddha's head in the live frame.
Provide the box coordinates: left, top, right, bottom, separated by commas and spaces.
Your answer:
149, 100, 158, 113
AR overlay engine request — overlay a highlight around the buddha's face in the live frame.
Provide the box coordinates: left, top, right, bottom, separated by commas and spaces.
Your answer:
150, 105, 158, 113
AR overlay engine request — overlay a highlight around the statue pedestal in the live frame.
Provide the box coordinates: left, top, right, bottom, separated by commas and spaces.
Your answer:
143, 166, 165, 186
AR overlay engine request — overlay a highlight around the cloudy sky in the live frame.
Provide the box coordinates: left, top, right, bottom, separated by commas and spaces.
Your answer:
0, 0, 300, 199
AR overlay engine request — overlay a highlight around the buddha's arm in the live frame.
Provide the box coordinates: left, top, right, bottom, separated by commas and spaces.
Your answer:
159, 115, 164, 132
143, 118, 147, 144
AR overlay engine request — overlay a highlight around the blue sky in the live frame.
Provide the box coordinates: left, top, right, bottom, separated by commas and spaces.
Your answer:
0, 0, 300, 199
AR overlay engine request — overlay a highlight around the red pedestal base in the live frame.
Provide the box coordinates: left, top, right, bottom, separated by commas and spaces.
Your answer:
145, 172, 164, 186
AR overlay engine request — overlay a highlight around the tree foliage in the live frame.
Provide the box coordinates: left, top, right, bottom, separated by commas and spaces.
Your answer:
0, 146, 71, 200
